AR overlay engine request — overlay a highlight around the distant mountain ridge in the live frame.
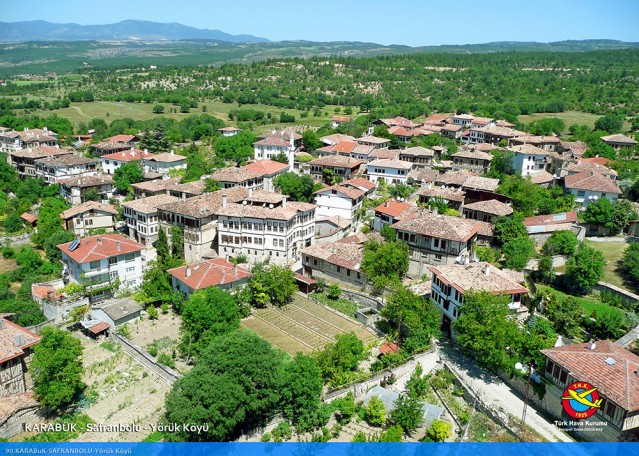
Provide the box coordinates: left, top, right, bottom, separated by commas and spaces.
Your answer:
0, 20, 270, 43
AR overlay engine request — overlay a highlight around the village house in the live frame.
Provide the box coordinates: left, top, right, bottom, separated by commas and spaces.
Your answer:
356, 135, 390, 149
58, 175, 114, 205
392, 211, 482, 277
564, 160, 618, 180
422, 114, 450, 128
378, 116, 418, 129
167, 180, 206, 200
523, 211, 579, 245
218, 126, 242, 137
122, 195, 181, 247
131, 177, 181, 198
599, 134, 638, 152
509, 135, 562, 152
368, 149, 400, 161
366, 158, 414, 185
429, 262, 528, 337
101, 148, 151, 175
157, 187, 249, 263
142, 151, 187, 177
91, 297, 142, 328
253, 129, 301, 168
564, 172, 622, 209
243, 159, 289, 192
466, 125, 526, 145
34, 154, 98, 184
451, 114, 475, 127
90, 141, 130, 158
60, 202, 118, 237
462, 199, 513, 222
451, 148, 493, 175
168, 258, 251, 299
373, 200, 419, 232
469, 117, 495, 129
216, 193, 316, 268
0, 316, 41, 439
399, 146, 435, 168
58, 234, 145, 294
309, 155, 363, 184
8, 145, 73, 179
509, 144, 550, 177
340, 177, 376, 196
331, 115, 352, 128
209, 167, 265, 191
319, 133, 356, 146
541, 341, 639, 441
0, 127, 58, 154
316, 140, 358, 157
314, 184, 365, 220
418, 186, 466, 211
301, 233, 383, 289
105, 134, 139, 146
441, 124, 467, 140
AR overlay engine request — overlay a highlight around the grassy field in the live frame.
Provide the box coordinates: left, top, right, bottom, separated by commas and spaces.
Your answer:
536, 284, 625, 319
33, 100, 347, 129
241, 295, 378, 355
518, 111, 632, 131
582, 240, 631, 290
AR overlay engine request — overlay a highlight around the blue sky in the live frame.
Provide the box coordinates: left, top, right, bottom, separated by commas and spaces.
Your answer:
2, 0, 639, 46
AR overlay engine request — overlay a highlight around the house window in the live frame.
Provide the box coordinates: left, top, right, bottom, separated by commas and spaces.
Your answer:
577, 191, 585, 197
605, 401, 617, 419
124, 253, 134, 262
435, 254, 442, 261
89, 260, 100, 270
109, 257, 118, 265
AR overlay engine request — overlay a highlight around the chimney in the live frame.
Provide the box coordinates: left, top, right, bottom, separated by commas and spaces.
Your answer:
185, 266, 191, 278
483, 264, 490, 277
222, 193, 227, 208
122, 151, 126, 158
116, 240, 121, 251
282, 196, 287, 209
588, 340, 596, 351
385, 200, 390, 208
248, 188, 253, 198
97, 236, 102, 245
170, 149, 174, 156
233, 264, 238, 275
130, 148, 135, 157
144, 148, 148, 154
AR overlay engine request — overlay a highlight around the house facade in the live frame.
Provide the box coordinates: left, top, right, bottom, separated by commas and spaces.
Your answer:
35, 154, 98, 184
60, 202, 118, 237
58, 234, 145, 295
314, 184, 364, 220
392, 212, 482, 277
564, 172, 622, 209
309, 155, 363, 184
142, 151, 187, 177
510, 144, 549, 177
168, 258, 251, 299
122, 195, 181, 246
101, 148, 150, 175
58, 175, 114, 205
9, 146, 73, 179
366, 159, 413, 185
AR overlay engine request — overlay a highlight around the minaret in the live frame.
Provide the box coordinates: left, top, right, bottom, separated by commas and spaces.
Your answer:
288, 128, 295, 170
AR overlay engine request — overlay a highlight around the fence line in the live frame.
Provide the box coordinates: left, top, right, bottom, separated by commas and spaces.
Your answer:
110, 332, 182, 385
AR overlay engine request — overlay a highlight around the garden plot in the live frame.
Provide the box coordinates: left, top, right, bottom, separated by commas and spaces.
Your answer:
242, 295, 378, 355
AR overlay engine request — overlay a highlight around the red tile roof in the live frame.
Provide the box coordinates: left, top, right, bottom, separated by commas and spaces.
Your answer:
542, 340, 639, 412
332, 116, 352, 123
294, 273, 317, 285
581, 157, 611, 167
379, 342, 400, 355
316, 184, 364, 200
342, 177, 376, 191
374, 200, 413, 217
101, 149, 151, 162
523, 211, 578, 227
168, 258, 251, 291
0, 317, 41, 363
564, 172, 622, 194
0, 391, 38, 425
309, 155, 362, 168
244, 159, 289, 176
58, 234, 143, 264
106, 134, 137, 143
392, 212, 482, 242
88, 321, 111, 335
20, 212, 38, 223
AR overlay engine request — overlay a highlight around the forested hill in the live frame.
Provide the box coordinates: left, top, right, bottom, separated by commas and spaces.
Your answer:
1, 38, 639, 77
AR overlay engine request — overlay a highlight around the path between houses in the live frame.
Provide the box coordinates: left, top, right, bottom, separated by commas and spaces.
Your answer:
389, 342, 572, 442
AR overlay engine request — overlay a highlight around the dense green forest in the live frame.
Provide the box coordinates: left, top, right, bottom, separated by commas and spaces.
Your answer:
3, 50, 639, 122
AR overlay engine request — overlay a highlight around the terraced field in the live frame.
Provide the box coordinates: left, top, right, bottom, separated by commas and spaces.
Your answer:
241, 294, 378, 355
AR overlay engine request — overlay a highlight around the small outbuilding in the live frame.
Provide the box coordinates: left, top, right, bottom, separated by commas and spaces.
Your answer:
91, 297, 142, 328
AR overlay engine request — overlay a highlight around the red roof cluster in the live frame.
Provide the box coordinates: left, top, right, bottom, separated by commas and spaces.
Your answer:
58, 234, 143, 264
167, 258, 251, 291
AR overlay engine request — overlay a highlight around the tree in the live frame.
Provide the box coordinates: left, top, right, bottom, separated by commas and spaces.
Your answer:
203, 178, 221, 193
214, 132, 256, 163
152, 104, 165, 114
488, 149, 515, 179
180, 287, 240, 359
565, 244, 606, 292
273, 152, 289, 164
537, 255, 556, 285
302, 129, 321, 152
623, 242, 639, 283
582, 198, 636, 235
327, 283, 341, 300
247, 263, 296, 307
542, 231, 578, 256
155, 228, 170, 265
382, 285, 440, 352
453, 291, 521, 373
527, 118, 565, 136
332, 392, 356, 424
503, 236, 536, 270
594, 114, 623, 134
0, 299, 46, 327
279, 353, 323, 427
113, 161, 144, 193
380, 225, 397, 242
31, 197, 69, 248
273, 173, 315, 202
44, 229, 75, 264
171, 225, 184, 258
31, 327, 85, 411
364, 397, 386, 427
315, 332, 366, 386
361, 240, 409, 289
141, 260, 174, 304
545, 293, 585, 338
583, 141, 617, 161
390, 394, 424, 435
493, 216, 528, 246
379, 424, 404, 442
424, 420, 452, 442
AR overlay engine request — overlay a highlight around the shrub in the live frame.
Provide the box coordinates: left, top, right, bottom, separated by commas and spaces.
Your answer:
364, 397, 386, 427
157, 353, 175, 369
424, 420, 452, 442
327, 284, 342, 300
